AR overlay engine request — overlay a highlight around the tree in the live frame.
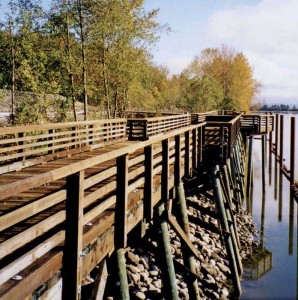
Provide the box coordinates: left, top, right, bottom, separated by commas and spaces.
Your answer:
184, 45, 261, 112
180, 74, 223, 112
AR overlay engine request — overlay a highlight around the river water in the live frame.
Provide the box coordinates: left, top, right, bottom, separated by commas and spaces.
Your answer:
241, 113, 298, 300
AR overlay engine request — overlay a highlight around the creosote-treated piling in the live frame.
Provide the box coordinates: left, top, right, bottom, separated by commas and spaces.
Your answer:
210, 166, 242, 297
176, 183, 200, 300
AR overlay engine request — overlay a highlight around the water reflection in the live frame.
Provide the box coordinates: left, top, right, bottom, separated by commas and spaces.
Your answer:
241, 115, 298, 299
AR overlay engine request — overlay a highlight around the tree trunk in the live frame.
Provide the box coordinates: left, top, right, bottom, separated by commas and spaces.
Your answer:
78, 0, 88, 120
65, 6, 77, 121
10, 25, 15, 125
102, 42, 110, 119
113, 85, 118, 119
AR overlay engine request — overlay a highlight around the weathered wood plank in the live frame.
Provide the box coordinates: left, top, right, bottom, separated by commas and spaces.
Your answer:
0, 231, 64, 286
0, 190, 66, 232
0, 211, 65, 259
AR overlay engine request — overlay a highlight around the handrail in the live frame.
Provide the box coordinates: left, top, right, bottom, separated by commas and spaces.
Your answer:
127, 114, 191, 140
203, 115, 241, 163
0, 118, 127, 174
241, 114, 274, 134
190, 111, 218, 124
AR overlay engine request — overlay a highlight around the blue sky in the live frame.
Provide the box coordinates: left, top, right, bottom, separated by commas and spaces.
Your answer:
1, 0, 297, 105
143, 0, 298, 105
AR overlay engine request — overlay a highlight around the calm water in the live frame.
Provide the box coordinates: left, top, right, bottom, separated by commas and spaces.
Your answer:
241, 114, 298, 300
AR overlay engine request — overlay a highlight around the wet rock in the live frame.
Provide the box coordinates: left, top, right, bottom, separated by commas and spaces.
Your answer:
135, 291, 146, 299
127, 252, 140, 265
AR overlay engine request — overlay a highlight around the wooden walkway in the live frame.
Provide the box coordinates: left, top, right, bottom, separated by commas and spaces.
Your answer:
0, 111, 274, 299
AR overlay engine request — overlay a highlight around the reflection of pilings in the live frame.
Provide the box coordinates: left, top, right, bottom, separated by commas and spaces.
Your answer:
278, 170, 283, 222
288, 192, 294, 255
262, 135, 266, 193
260, 186, 266, 249
274, 158, 278, 200
279, 115, 284, 170
290, 117, 296, 186
269, 128, 273, 186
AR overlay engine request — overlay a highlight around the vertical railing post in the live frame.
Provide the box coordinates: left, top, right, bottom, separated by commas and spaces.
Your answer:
279, 115, 284, 169
71, 126, 76, 149
48, 129, 54, 154
290, 117, 296, 186
184, 131, 190, 177
115, 154, 130, 299
62, 170, 84, 300
17, 132, 25, 159
89, 124, 94, 145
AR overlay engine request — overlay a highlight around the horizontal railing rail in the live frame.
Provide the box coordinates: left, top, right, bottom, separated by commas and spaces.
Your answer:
0, 119, 127, 174
241, 114, 274, 134
127, 114, 191, 140
190, 111, 218, 124
203, 115, 242, 163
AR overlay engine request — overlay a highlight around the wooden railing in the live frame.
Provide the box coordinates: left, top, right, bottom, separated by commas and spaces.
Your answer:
127, 114, 191, 140
0, 122, 205, 299
202, 115, 242, 164
190, 111, 218, 124
241, 114, 274, 134
0, 119, 127, 174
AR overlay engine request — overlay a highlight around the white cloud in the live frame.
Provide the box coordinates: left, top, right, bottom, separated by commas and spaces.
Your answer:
207, 0, 298, 103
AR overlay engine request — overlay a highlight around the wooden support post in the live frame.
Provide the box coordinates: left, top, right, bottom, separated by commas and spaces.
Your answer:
162, 138, 170, 202
192, 128, 198, 172
269, 123, 273, 186
62, 171, 84, 300
91, 260, 108, 300
185, 131, 190, 178
115, 154, 130, 300
246, 136, 254, 204
175, 134, 181, 186
290, 117, 296, 186
262, 135, 266, 192
210, 166, 241, 297
197, 127, 202, 166
176, 183, 200, 300
144, 145, 153, 221
279, 115, 284, 169
275, 114, 279, 159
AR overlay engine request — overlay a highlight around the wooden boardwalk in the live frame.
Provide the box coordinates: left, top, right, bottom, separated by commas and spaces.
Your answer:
0, 112, 274, 299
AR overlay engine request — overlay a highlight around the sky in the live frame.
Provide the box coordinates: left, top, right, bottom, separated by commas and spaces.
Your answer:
1, 0, 297, 105
143, 0, 298, 105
